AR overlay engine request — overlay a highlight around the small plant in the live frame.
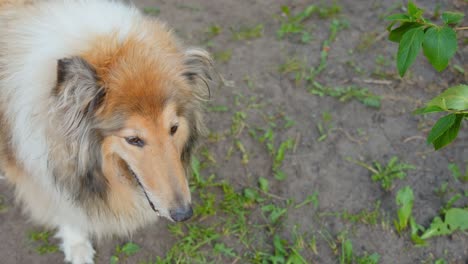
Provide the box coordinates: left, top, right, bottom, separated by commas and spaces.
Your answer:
310, 82, 381, 109
347, 156, 414, 191
394, 186, 414, 234
277, 5, 316, 43
277, 3, 342, 43
295, 191, 319, 209
448, 163, 468, 182
340, 238, 353, 264
272, 138, 295, 180
342, 201, 381, 225
316, 111, 334, 142
231, 24, 263, 41
28, 230, 59, 255
258, 126, 295, 181
339, 236, 380, 264
205, 24, 222, 38
230, 111, 247, 136
110, 242, 141, 264
420, 208, 468, 240
262, 203, 288, 225
213, 49, 232, 63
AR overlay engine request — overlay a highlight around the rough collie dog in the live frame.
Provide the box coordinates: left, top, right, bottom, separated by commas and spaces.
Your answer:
0, 0, 212, 263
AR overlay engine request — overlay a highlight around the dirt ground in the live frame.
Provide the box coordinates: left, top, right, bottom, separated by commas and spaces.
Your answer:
0, 0, 467, 263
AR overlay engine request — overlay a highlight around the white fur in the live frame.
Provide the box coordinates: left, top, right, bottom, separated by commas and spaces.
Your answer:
57, 225, 95, 264
0, 1, 165, 263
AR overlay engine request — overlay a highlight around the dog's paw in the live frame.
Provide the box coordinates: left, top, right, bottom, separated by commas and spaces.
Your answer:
57, 226, 95, 264
62, 240, 95, 264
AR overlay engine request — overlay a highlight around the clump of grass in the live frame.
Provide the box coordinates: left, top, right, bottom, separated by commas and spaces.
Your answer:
28, 230, 59, 255
347, 156, 414, 191
278, 56, 307, 84
342, 201, 381, 225
310, 82, 381, 109
213, 49, 232, 63
110, 242, 141, 264
277, 3, 342, 43
205, 24, 222, 38
153, 155, 315, 263
259, 127, 295, 180
231, 24, 264, 41
448, 163, 468, 182
277, 5, 316, 43
339, 236, 380, 264
316, 111, 334, 142
230, 111, 247, 136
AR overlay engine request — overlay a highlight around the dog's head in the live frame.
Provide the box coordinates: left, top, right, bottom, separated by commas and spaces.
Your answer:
51, 35, 212, 223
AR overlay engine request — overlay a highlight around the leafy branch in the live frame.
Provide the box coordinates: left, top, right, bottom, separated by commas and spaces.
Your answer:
386, 1, 465, 76
386, 2, 467, 151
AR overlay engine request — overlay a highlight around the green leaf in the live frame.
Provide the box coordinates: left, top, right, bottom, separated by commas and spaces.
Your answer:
413, 105, 445, 115
409, 217, 427, 246
273, 234, 287, 256
386, 13, 411, 22
421, 208, 468, 239
430, 114, 463, 150
110, 256, 119, 264
442, 11, 464, 25
422, 26, 457, 72
424, 84, 468, 112
340, 239, 353, 264
395, 186, 414, 232
121, 242, 141, 256
388, 22, 423, 43
214, 243, 236, 257
258, 177, 269, 192
274, 170, 287, 181
426, 114, 457, 143
407, 1, 423, 19
435, 259, 448, 264
397, 27, 424, 77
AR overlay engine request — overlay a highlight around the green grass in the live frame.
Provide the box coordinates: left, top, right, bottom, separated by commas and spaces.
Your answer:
277, 3, 342, 43
213, 49, 232, 63
232, 24, 264, 41
147, 145, 319, 263
111, 242, 141, 264
342, 201, 381, 226
28, 230, 59, 255
310, 82, 381, 109
339, 236, 380, 264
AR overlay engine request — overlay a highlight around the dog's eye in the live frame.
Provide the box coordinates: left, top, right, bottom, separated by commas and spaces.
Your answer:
125, 136, 145, 147
170, 125, 178, 136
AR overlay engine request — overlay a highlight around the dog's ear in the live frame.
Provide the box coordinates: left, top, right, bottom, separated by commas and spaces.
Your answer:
53, 56, 105, 137
182, 48, 213, 101
180, 48, 214, 169
51, 57, 108, 203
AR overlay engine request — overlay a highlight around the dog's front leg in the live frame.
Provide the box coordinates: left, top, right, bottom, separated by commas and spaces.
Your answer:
56, 225, 95, 264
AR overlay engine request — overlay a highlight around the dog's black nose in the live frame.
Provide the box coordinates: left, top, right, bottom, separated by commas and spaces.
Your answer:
169, 205, 193, 222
